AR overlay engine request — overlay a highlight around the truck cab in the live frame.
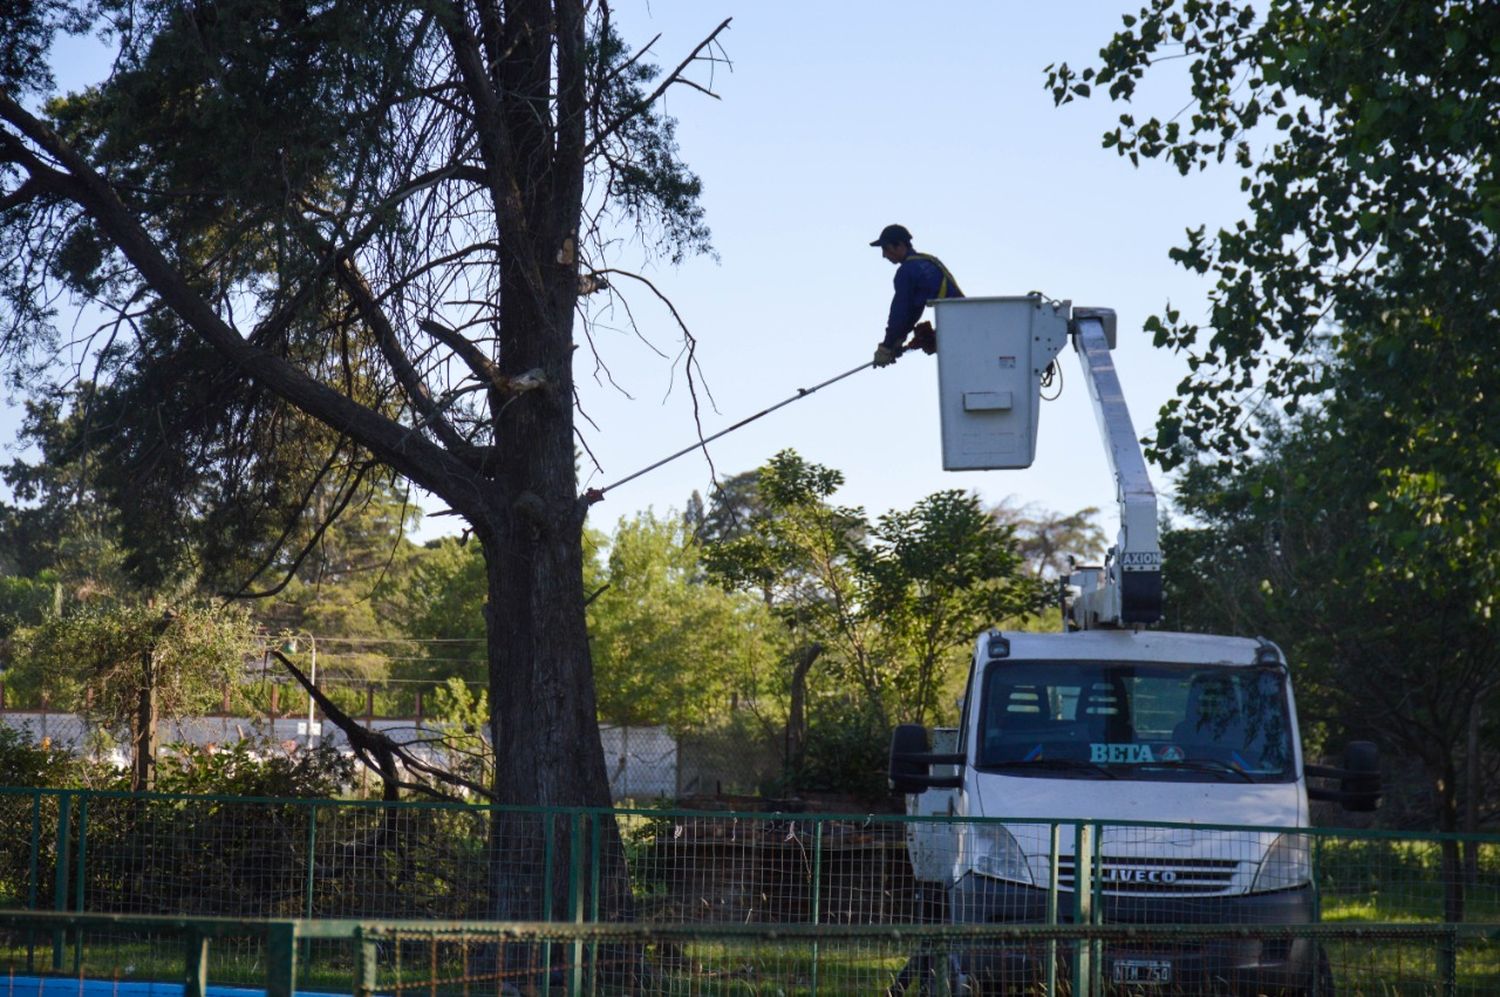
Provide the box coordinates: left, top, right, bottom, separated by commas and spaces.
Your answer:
893, 628, 1378, 993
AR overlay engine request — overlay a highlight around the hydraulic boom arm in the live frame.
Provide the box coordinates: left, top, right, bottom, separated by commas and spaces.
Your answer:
1065, 309, 1163, 629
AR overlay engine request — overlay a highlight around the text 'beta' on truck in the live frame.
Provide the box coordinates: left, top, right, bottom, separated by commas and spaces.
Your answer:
887, 294, 1381, 996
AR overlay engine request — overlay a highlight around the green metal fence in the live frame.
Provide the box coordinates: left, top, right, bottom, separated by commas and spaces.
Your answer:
7, 788, 1500, 992
8, 788, 1500, 924
3, 910, 1497, 996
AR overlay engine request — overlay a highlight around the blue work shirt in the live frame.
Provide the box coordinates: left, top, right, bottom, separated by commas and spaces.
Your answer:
883, 252, 963, 349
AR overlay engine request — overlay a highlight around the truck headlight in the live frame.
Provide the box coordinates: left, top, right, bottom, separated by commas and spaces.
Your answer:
972, 823, 1034, 886
1250, 833, 1310, 893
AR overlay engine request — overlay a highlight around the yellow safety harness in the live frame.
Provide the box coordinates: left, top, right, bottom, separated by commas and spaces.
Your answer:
908, 253, 963, 299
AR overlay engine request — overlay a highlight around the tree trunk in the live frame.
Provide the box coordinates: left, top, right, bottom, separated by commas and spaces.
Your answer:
1465, 702, 1480, 888
1435, 763, 1465, 923
130, 649, 157, 793
785, 643, 824, 782
481, 198, 630, 921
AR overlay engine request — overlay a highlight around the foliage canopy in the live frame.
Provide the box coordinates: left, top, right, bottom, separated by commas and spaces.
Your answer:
0, 2, 734, 877
1048, 0, 1498, 465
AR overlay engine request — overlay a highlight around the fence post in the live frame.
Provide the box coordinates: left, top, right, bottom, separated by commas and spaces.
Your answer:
1071, 821, 1093, 997
183, 929, 209, 997
810, 818, 823, 995
26, 790, 42, 970
568, 811, 583, 920
26, 791, 41, 910
52, 793, 71, 913
589, 812, 603, 922
51, 792, 71, 972
73, 794, 88, 910
542, 811, 555, 920
540, 811, 555, 994
588, 811, 602, 996
72, 795, 88, 972
569, 811, 584, 997
1311, 835, 1323, 920
300, 802, 319, 971
266, 921, 298, 997
1440, 924, 1458, 997
352, 926, 380, 997
1047, 822, 1060, 997
304, 803, 319, 920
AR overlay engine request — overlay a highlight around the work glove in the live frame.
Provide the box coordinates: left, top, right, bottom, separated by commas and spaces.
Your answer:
873, 344, 899, 367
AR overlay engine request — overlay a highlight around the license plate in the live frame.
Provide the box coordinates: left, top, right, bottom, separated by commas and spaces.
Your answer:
1111, 959, 1172, 985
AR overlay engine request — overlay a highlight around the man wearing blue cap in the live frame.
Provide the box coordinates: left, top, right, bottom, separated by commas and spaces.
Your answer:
870, 224, 964, 367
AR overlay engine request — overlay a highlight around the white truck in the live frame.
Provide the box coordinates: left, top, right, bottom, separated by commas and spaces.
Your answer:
888, 298, 1379, 995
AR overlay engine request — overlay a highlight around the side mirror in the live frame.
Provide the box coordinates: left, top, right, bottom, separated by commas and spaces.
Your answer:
889, 723, 964, 794
1306, 740, 1381, 812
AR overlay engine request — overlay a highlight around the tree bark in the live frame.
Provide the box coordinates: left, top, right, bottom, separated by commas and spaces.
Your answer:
1465, 701, 1480, 888
785, 643, 824, 781
1435, 761, 1465, 923
130, 648, 157, 793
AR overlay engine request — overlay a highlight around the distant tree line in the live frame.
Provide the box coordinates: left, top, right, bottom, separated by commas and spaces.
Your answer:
0, 386, 1095, 801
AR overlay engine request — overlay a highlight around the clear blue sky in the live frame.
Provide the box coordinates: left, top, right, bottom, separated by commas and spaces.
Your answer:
7, 2, 1251, 546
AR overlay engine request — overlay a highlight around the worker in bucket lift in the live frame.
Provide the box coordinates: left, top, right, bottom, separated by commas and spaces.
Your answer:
870, 224, 964, 367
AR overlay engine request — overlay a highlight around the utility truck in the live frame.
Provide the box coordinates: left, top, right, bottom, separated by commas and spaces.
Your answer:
888, 297, 1379, 995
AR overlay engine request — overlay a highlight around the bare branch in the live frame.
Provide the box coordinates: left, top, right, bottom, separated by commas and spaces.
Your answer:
336, 255, 468, 451
424, 0, 546, 297
274, 650, 492, 801
585, 18, 733, 158
592, 266, 716, 407
418, 317, 503, 401
0, 176, 46, 212
230, 456, 371, 599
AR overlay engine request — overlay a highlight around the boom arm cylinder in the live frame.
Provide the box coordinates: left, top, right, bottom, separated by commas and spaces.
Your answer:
1067, 310, 1162, 628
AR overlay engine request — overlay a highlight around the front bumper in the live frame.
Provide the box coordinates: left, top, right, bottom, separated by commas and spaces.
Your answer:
943, 874, 1320, 995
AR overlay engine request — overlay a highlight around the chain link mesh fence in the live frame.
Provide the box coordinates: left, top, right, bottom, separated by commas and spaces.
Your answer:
8, 791, 1500, 991
0, 714, 684, 803
0, 913, 295, 997
8, 790, 1500, 928
5, 914, 1496, 996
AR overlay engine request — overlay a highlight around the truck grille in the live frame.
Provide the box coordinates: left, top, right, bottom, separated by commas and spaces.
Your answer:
1057, 854, 1240, 895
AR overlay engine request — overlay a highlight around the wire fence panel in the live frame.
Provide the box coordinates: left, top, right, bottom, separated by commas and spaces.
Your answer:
78, 794, 315, 918
10, 783, 1500, 990
65, 795, 503, 921
0, 715, 93, 755
319, 922, 1500, 996
0, 791, 56, 912
308, 800, 492, 920
1318, 836, 1500, 923
4, 912, 1500, 995
0, 913, 296, 997
621, 812, 922, 925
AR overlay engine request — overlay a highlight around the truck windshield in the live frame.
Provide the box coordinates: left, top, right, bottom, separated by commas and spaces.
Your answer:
976, 660, 1294, 781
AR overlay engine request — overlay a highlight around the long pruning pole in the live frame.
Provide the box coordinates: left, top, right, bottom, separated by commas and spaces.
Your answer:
583, 361, 875, 503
